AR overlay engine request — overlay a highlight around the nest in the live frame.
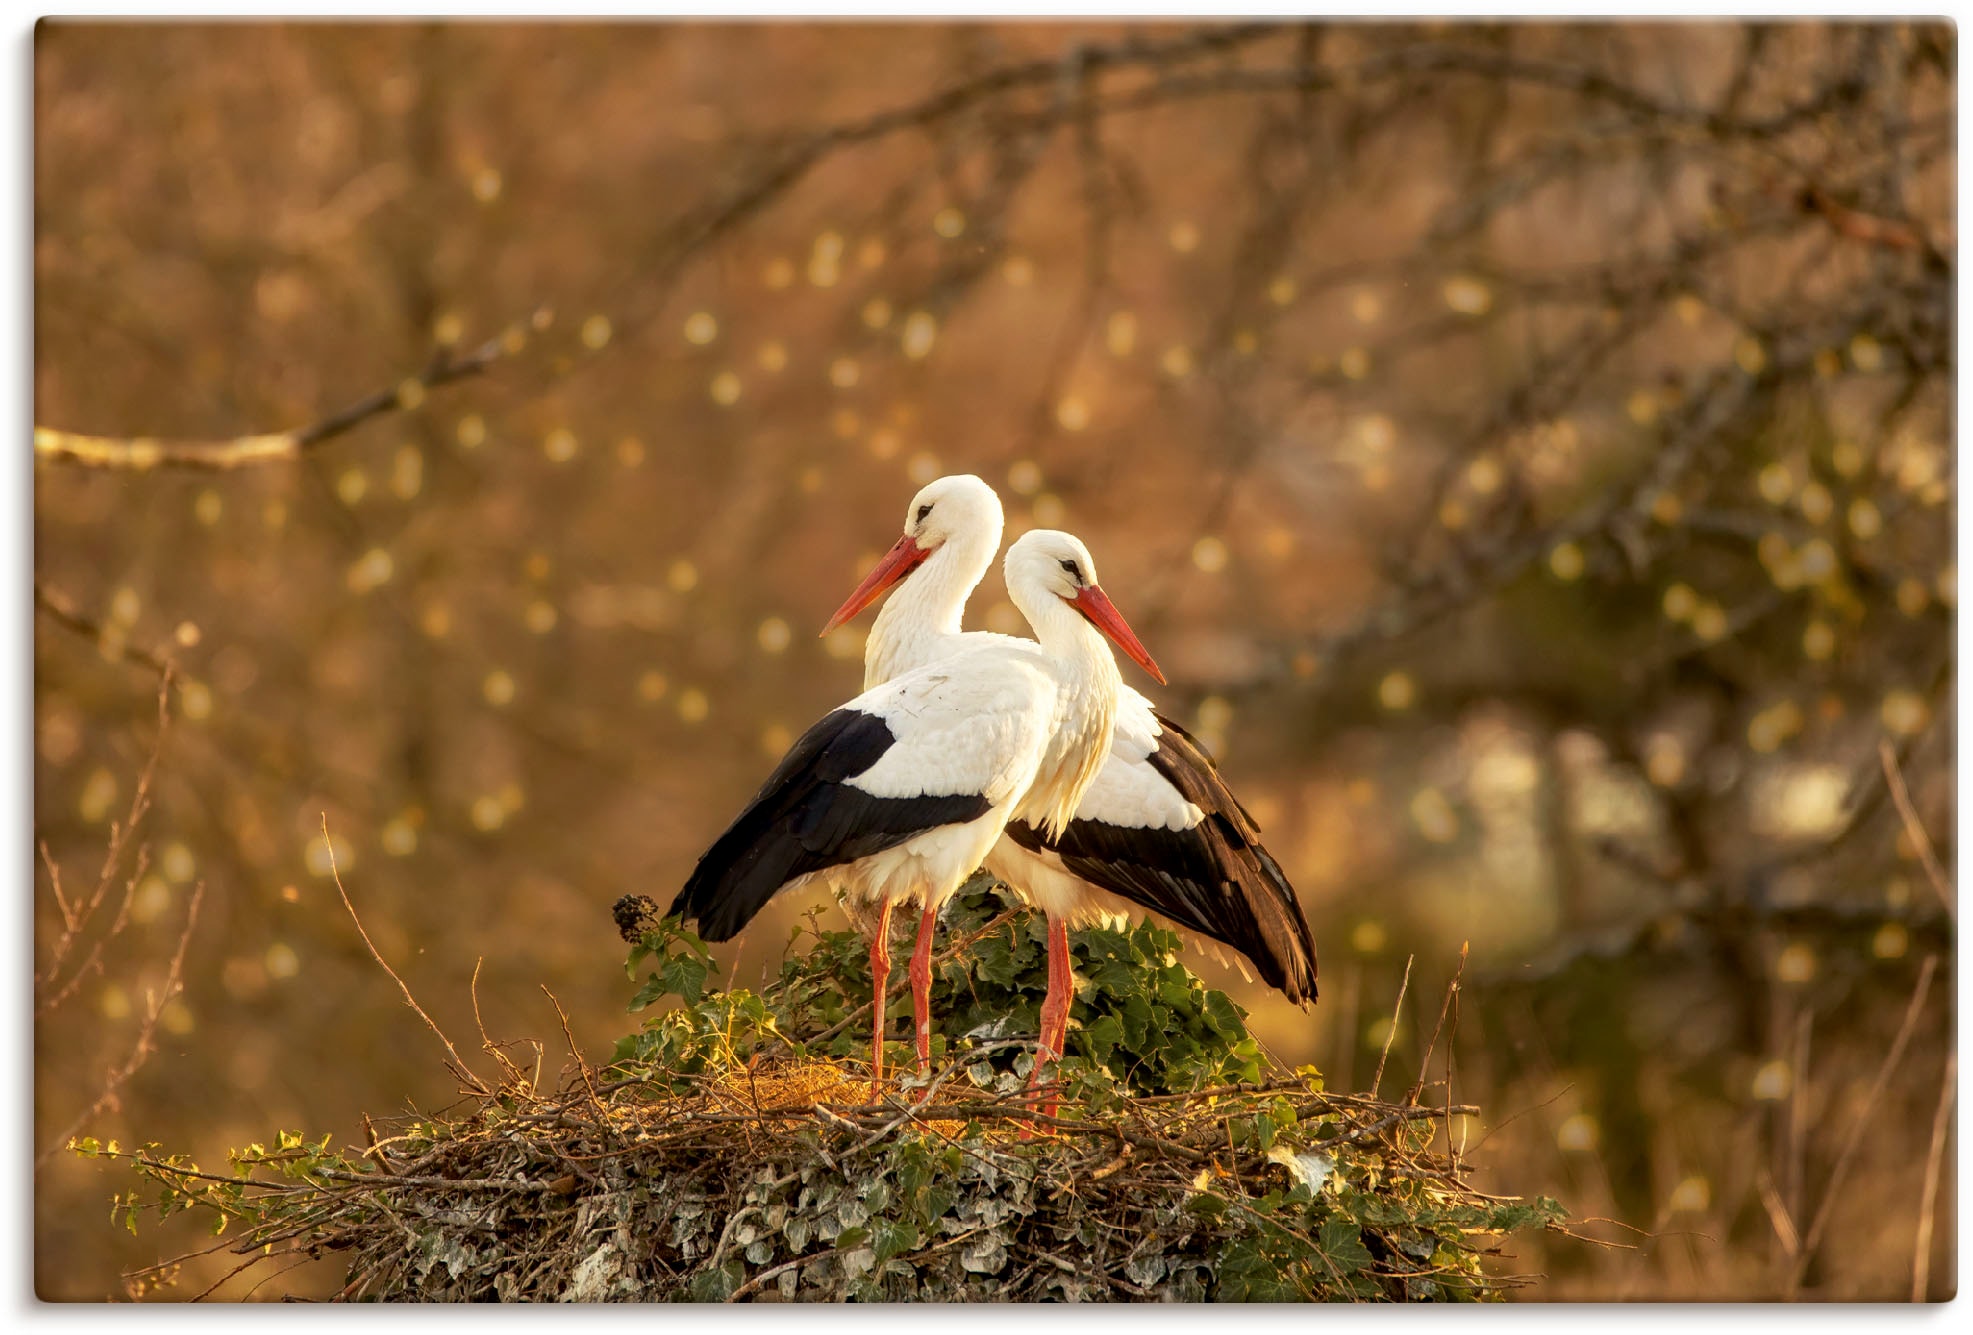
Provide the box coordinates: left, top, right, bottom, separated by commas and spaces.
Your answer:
95, 879, 1564, 1301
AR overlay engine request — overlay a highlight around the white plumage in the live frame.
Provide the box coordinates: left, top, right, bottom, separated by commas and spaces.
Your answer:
853, 476, 1206, 858
670, 526, 1164, 1098
823, 474, 1318, 1110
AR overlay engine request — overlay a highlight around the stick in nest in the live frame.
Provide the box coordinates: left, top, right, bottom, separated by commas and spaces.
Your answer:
541, 984, 613, 1141
321, 813, 489, 1096
1406, 942, 1468, 1107
1369, 954, 1413, 1098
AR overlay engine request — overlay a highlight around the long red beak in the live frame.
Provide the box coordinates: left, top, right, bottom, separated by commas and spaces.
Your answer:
1070, 585, 1167, 685
820, 533, 932, 636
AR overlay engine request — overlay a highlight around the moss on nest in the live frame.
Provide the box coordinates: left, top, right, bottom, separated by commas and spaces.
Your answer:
88, 877, 1565, 1301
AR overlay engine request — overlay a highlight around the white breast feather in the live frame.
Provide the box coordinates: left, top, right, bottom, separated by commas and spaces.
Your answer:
844, 645, 1056, 806
872, 631, 1190, 832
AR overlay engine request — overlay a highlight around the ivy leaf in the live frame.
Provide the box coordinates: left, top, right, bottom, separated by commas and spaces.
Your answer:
1318, 1218, 1374, 1276
662, 952, 712, 1005
871, 1217, 919, 1262
1080, 1014, 1124, 1066
687, 1261, 742, 1302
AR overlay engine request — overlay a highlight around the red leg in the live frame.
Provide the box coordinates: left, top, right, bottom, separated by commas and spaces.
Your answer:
1027, 915, 1074, 1124
868, 900, 894, 1101
908, 901, 938, 1073
1046, 921, 1074, 1058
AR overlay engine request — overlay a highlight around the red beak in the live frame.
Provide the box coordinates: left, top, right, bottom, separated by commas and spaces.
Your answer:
1070, 585, 1167, 686
820, 534, 931, 636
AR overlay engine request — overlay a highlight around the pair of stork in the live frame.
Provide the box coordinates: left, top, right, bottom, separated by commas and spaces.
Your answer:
667, 475, 1317, 1110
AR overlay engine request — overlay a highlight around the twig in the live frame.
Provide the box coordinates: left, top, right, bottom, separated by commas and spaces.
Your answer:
541, 985, 612, 1142
321, 814, 489, 1096
1787, 953, 1939, 1294
1910, 1049, 1955, 1302
35, 848, 146, 1018
42, 883, 206, 1164
1755, 1167, 1801, 1259
724, 1244, 846, 1303
1406, 942, 1467, 1107
1784, 1007, 1813, 1230
33, 334, 507, 472
470, 959, 532, 1090
1879, 739, 1953, 920
1333, 1103, 1482, 1147
1369, 955, 1413, 1098
310, 1167, 558, 1193
1088, 1142, 1133, 1181
32, 580, 177, 678
361, 1114, 391, 1173
36, 666, 173, 997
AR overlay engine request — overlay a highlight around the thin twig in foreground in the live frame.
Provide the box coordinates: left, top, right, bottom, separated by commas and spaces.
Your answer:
1406, 941, 1468, 1107
1910, 1049, 1955, 1302
42, 882, 206, 1164
321, 813, 489, 1096
470, 958, 533, 1091
1755, 1167, 1801, 1259
542, 985, 613, 1142
37, 665, 174, 997
1369, 955, 1413, 1099
1787, 953, 1939, 1295
1880, 739, 1953, 920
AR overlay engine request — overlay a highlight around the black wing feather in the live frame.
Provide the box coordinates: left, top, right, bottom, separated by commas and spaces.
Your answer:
1006, 709, 1318, 1003
668, 708, 992, 941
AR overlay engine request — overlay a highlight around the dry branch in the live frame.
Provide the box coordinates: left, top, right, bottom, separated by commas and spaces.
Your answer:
44, 882, 205, 1165
321, 814, 489, 1096
33, 334, 507, 472
1787, 954, 1940, 1294
1910, 1050, 1955, 1302
1879, 740, 1954, 920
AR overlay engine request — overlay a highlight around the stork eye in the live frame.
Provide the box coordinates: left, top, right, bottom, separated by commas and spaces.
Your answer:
916, 504, 933, 522
1059, 558, 1082, 581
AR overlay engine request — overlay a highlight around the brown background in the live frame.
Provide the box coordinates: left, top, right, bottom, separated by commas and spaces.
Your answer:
34, 20, 1954, 1300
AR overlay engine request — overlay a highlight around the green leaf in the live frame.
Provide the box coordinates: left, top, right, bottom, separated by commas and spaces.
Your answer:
687, 1261, 742, 1302
871, 1217, 919, 1262
1318, 1218, 1374, 1276
1080, 1014, 1124, 1066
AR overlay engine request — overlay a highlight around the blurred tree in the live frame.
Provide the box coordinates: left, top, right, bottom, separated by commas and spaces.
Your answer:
35, 19, 1951, 1300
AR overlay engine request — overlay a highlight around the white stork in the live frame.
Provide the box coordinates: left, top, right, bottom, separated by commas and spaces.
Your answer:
668, 529, 1164, 1098
821, 475, 1317, 1108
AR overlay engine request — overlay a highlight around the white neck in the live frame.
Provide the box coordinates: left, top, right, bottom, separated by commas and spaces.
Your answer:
1011, 587, 1123, 840
865, 529, 996, 690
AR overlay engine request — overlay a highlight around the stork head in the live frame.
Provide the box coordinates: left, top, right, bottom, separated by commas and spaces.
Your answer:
821, 474, 1003, 634
1004, 529, 1166, 685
